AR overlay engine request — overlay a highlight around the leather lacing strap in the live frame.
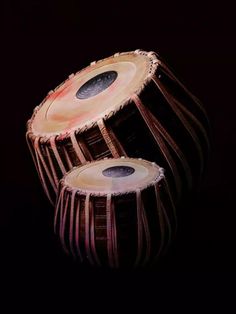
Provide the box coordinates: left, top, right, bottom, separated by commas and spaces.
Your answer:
75, 197, 83, 261
134, 188, 151, 266
45, 145, 59, 187
85, 193, 94, 265
153, 182, 166, 260
34, 137, 55, 204
134, 189, 144, 266
70, 131, 86, 164
132, 94, 182, 201
106, 194, 119, 268
152, 179, 177, 263
84, 193, 101, 266
63, 146, 73, 169
106, 126, 127, 157
60, 192, 70, 255
173, 98, 210, 151
149, 110, 193, 191
90, 198, 101, 266
159, 62, 209, 118
54, 186, 66, 233
27, 134, 54, 203
26, 133, 39, 178
160, 202, 172, 256
69, 189, 76, 258
98, 119, 120, 158
50, 137, 67, 175
152, 75, 204, 178
163, 177, 178, 237
106, 194, 114, 267
79, 137, 94, 161
111, 199, 119, 268
141, 198, 151, 266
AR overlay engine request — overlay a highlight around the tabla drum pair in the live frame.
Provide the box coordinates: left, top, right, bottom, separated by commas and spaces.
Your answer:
26, 49, 210, 267
26, 49, 210, 205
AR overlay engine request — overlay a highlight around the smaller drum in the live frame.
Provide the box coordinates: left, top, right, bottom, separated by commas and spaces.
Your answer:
54, 157, 176, 268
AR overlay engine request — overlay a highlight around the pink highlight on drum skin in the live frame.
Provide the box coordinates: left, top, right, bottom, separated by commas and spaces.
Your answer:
50, 113, 67, 122
51, 81, 73, 100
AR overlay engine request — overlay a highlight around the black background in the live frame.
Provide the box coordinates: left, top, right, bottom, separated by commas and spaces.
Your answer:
2, 0, 236, 305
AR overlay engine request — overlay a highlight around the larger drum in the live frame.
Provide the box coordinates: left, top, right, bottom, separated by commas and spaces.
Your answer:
26, 50, 210, 204
54, 157, 176, 267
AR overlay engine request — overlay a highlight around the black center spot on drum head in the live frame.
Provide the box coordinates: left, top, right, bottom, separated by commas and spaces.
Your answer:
102, 166, 135, 178
76, 71, 118, 99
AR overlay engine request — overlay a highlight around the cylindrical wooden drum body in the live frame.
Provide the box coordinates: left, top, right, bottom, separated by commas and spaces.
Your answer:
26, 50, 210, 204
54, 158, 176, 267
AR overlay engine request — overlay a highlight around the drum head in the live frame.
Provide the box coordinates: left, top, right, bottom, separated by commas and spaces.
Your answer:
31, 50, 158, 136
64, 158, 163, 195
